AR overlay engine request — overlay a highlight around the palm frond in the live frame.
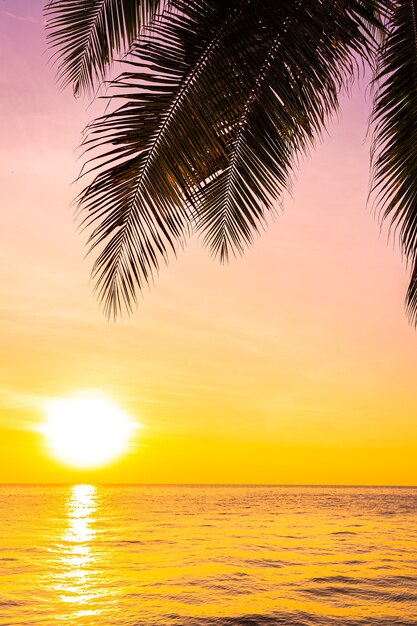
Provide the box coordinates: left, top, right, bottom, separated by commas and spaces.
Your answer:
71, 0, 381, 316
407, 262, 417, 321
194, 0, 382, 261
371, 0, 417, 324
44, 0, 162, 95
78, 0, 245, 316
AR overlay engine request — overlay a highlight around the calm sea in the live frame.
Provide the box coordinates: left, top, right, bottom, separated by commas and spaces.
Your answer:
1, 485, 417, 625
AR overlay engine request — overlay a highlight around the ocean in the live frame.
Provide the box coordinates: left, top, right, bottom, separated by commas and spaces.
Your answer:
1, 485, 417, 625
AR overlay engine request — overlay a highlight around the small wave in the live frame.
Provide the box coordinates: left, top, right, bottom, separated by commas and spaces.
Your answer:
303, 584, 357, 598
113, 539, 175, 546
246, 558, 288, 569
277, 534, 308, 539
161, 611, 417, 626
0, 600, 23, 607
302, 580, 417, 605
364, 588, 417, 603
310, 575, 359, 585
163, 611, 312, 625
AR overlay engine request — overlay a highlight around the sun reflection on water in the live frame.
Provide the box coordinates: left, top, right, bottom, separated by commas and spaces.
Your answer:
54, 485, 107, 621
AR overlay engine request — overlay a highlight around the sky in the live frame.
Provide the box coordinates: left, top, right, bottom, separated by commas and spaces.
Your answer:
0, 0, 416, 485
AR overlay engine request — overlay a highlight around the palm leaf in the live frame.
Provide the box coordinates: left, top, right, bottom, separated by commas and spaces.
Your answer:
194, 0, 382, 261
371, 0, 417, 324
78, 0, 244, 316
44, 0, 162, 95
69, 0, 381, 316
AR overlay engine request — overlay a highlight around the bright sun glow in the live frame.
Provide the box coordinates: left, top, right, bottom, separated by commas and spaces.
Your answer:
41, 393, 137, 468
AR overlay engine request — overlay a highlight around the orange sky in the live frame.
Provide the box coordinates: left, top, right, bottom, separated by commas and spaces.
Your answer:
0, 1, 416, 484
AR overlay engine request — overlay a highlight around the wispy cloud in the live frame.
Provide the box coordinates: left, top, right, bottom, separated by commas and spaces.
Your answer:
0, 388, 42, 430
3, 11, 37, 24
0, 387, 41, 410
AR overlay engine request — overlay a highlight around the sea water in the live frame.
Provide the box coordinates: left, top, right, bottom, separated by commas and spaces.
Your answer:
1, 485, 417, 625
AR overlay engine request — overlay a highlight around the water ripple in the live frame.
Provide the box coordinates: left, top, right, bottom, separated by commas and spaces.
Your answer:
1, 485, 417, 625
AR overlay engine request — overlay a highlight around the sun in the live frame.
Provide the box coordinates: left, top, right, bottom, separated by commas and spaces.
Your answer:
40, 393, 137, 469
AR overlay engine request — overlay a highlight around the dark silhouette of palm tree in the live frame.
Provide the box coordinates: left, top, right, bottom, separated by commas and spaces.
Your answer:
45, 0, 417, 323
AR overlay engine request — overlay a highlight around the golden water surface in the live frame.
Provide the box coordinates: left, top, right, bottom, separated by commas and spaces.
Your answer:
1, 485, 417, 625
